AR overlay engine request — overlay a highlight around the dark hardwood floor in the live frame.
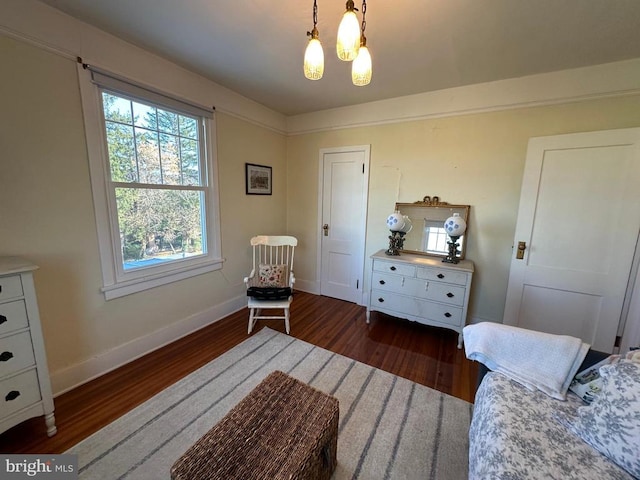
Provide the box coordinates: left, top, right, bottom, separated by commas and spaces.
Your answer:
0, 291, 478, 454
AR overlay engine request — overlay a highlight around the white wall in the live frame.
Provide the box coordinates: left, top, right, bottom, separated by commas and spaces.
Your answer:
0, 23, 287, 394
287, 96, 640, 324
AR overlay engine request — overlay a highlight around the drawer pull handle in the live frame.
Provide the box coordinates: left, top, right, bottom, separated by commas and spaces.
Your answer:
5, 390, 20, 402
390, 266, 396, 271
444, 312, 452, 318
0, 351, 13, 362
379, 280, 385, 285
446, 292, 454, 298
0, 315, 6, 325
437, 273, 445, 279
378, 298, 385, 303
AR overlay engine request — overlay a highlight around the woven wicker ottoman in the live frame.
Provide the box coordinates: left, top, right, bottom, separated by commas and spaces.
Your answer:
170, 370, 339, 480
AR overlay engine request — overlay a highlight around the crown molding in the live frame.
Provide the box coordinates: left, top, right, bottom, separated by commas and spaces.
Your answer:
286, 59, 640, 135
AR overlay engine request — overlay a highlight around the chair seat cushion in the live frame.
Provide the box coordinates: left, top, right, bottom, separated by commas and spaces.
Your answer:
247, 286, 292, 300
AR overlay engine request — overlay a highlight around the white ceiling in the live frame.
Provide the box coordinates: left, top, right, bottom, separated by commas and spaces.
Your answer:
38, 0, 640, 116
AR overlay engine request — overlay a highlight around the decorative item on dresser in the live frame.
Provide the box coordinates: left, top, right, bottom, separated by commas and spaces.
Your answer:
442, 212, 467, 264
392, 196, 470, 261
0, 257, 56, 437
367, 250, 474, 348
385, 211, 413, 256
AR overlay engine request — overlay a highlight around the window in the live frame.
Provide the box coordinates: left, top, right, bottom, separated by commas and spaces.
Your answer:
78, 65, 222, 300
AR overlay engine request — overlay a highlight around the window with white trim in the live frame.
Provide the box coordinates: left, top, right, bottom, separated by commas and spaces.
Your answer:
78, 65, 222, 300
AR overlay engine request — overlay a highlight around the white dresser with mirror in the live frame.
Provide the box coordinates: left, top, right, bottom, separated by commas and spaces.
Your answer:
367, 251, 474, 348
368, 196, 474, 348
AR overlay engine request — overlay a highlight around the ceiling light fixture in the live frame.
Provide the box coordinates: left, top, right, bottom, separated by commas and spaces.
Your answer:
351, 0, 371, 86
304, 0, 372, 85
303, 0, 324, 80
336, 0, 361, 61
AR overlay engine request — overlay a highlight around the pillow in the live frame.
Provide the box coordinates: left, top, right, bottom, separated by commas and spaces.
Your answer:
556, 360, 640, 478
258, 264, 287, 288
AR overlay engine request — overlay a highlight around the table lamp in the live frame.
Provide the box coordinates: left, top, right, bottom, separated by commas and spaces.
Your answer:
442, 213, 466, 263
385, 211, 412, 255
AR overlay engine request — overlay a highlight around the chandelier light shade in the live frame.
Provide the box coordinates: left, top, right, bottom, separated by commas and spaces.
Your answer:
352, 1, 371, 86
304, 0, 324, 80
352, 44, 371, 85
304, 28, 324, 80
336, 0, 361, 61
304, 0, 372, 85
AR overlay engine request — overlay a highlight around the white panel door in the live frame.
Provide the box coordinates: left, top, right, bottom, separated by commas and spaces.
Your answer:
503, 128, 640, 352
319, 146, 370, 304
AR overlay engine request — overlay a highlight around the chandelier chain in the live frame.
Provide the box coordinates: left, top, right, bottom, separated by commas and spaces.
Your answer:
307, 0, 318, 37
361, 0, 367, 35
313, 0, 318, 28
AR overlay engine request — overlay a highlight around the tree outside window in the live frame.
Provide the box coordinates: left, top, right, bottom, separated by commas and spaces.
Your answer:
102, 92, 206, 270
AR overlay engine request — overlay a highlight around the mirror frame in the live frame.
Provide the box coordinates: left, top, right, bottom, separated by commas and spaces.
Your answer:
395, 196, 470, 260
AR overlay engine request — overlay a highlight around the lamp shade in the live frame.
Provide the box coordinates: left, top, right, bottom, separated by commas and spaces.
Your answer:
304, 36, 324, 80
352, 44, 372, 86
399, 215, 412, 234
386, 212, 405, 232
444, 213, 467, 237
336, 8, 360, 61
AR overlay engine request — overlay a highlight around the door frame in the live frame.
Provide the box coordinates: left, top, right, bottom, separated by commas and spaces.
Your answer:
316, 145, 371, 305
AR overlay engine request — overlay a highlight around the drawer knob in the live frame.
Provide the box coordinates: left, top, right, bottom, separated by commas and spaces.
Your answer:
444, 312, 452, 318
437, 273, 445, 279
379, 280, 385, 285
446, 292, 454, 298
0, 315, 6, 325
0, 351, 13, 362
389, 266, 397, 271
378, 298, 385, 303
5, 390, 20, 402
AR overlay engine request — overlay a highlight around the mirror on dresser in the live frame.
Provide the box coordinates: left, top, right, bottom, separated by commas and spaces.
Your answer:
395, 196, 470, 260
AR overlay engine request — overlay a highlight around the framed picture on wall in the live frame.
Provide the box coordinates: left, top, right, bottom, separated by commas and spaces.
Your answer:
245, 163, 272, 195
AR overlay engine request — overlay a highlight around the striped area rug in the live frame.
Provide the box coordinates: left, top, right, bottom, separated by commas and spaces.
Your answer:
67, 327, 472, 479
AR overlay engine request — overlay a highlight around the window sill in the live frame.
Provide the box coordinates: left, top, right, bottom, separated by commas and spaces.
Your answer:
101, 258, 224, 300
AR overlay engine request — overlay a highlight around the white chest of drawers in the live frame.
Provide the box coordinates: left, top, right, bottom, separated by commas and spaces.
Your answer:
367, 250, 474, 348
0, 257, 56, 436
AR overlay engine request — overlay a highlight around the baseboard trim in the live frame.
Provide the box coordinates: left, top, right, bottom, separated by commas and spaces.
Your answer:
50, 295, 247, 396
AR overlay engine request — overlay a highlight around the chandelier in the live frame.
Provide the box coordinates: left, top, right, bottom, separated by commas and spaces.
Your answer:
304, 0, 372, 86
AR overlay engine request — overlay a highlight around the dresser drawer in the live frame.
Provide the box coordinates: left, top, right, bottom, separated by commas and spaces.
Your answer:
0, 331, 36, 378
372, 272, 466, 306
371, 290, 463, 327
417, 266, 469, 286
0, 369, 42, 418
424, 282, 466, 306
0, 300, 29, 336
373, 259, 416, 277
0, 275, 23, 303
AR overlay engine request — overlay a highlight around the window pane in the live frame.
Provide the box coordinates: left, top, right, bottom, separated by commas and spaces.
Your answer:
116, 187, 205, 270
179, 116, 198, 139
102, 93, 132, 124
159, 133, 181, 185
135, 128, 161, 183
105, 121, 137, 182
157, 109, 178, 135
132, 101, 157, 130
181, 138, 201, 186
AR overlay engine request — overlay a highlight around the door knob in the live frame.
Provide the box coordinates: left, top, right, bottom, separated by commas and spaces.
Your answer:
323, 224, 329, 236
516, 241, 527, 260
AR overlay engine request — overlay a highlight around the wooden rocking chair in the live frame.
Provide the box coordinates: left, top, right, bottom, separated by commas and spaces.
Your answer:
244, 235, 298, 334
